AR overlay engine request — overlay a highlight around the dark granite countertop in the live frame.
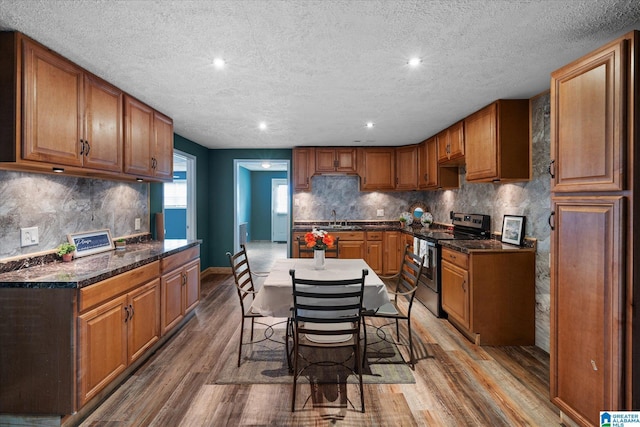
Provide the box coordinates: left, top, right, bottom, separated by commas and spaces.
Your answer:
0, 239, 201, 289
439, 239, 535, 254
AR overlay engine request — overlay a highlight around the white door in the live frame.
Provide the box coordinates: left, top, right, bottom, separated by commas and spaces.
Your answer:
271, 179, 288, 242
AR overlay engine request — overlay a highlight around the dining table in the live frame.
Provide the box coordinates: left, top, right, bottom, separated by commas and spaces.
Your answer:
252, 258, 390, 318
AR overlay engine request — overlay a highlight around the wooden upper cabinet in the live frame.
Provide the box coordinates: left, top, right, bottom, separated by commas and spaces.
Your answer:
358, 147, 395, 191
124, 95, 173, 181
419, 137, 459, 190
293, 147, 315, 191
551, 37, 626, 192
464, 99, 530, 182
22, 38, 84, 167
315, 148, 356, 173
437, 121, 465, 165
395, 145, 418, 190
22, 38, 123, 173
124, 96, 154, 177
82, 74, 123, 172
153, 111, 174, 181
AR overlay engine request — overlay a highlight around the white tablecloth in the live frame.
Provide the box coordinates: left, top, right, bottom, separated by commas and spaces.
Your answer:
252, 258, 390, 318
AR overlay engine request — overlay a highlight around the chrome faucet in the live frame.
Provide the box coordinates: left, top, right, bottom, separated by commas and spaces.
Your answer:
331, 209, 337, 226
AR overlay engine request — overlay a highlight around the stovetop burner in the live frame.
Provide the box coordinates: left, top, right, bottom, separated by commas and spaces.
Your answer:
415, 212, 491, 243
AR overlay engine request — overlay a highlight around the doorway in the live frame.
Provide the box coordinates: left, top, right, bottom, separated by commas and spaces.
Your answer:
233, 159, 290, 254
271, 178, 288, 242
163, 150, 196, 240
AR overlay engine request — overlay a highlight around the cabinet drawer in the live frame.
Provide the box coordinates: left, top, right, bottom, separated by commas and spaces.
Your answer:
366, 231, 383, 241
79, 261, 160, 312
442, 247, 468, 269
161, 246, 200, 273
333, 231, 365, 241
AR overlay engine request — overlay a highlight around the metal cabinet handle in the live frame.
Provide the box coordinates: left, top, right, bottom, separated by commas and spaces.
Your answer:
461, 280, 466, 291
85, 140, 90, 156
124, 306, 130, 322
80, 139, 85, 155
548, 160, 555, 178
129, 304, 134, 318
548, 211, 555, 231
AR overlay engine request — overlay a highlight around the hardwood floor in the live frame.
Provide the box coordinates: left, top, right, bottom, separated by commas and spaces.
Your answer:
78, 263, 561, 426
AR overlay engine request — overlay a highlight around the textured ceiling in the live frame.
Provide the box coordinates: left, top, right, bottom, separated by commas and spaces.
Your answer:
1, 0, 639, 150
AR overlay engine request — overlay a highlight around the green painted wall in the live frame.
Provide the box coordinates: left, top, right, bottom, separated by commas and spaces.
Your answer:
208, 149, 291, 268
250, 170, 287, 241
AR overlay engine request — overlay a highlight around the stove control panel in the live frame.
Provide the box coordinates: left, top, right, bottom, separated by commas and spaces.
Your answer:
452, 213, 491, 233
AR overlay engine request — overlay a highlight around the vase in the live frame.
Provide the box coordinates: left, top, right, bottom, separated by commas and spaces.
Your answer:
62, 253, 73, 262
314, 249, 325, 270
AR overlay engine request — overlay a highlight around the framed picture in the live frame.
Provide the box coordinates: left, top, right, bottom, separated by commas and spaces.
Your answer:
67, 229, 114, 258
501, 215, 526, 246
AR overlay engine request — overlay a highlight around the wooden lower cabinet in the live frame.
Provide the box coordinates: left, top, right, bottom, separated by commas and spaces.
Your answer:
440, 247, 535, 345
550, 196, 624, 426
161, 247, 201, 335
77, 267, 161, 407
441, 259, 469, 329
383, 231, 402, 275
365, 231, 383, 274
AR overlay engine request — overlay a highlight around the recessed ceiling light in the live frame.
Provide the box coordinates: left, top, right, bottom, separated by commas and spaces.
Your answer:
259, 121, 267, 130
213, 58, 226, 69
261, 162, 271, 169
366, 122, 374, 128
408, 57, 422, 67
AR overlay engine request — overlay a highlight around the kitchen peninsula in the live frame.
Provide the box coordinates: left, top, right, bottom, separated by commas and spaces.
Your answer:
0, 239, 200, 425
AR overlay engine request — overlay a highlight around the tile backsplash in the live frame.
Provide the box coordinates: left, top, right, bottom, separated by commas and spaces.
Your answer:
0, 171, 149, 260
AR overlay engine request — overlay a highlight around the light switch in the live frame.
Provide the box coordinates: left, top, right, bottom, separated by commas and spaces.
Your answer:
377, 209, 384, 217
20, 226, 39, 247
135, 218, 141, 230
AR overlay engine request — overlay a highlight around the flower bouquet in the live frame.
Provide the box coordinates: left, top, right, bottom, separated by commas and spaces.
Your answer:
304, 228, 335, 269
304, 228, 335, 250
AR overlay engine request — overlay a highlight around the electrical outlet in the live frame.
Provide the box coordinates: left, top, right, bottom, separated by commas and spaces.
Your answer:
376, 209, 384, 217
21, 226, 39, 247
135, 218, 141, 231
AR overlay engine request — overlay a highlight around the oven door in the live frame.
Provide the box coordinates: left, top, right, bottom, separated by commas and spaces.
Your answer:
414, 238, 442, 317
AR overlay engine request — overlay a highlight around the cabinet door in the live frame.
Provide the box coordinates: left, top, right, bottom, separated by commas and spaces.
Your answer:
365, 240, 383, 274
315, 149, 337, 172
153, 111, 174, 180
83, 74, 123, 172
465, 103, 498, 181
22, 39, 83, 166
436, 128, 450, 163
124, 95, 154, 177
448, 121, 465, 160
360, 148, 395, 190
551, 39, 626, 192
338, 240, 365, 259
550, 196, 624, 425
183, 259, 201, 314
383, 231, 402, 274
161, 269, 184, 335
78, 295, 128, 406
127, 279, 160, 364
441, 261, 470, 329
395, 145, 418, 190
335, 148, 356, 172
293, 148, 314, 191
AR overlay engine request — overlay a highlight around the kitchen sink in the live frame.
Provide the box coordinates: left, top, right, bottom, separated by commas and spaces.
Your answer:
324, 225, 362, 230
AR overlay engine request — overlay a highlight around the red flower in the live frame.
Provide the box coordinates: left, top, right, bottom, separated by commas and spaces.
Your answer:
304, 229, 334, 250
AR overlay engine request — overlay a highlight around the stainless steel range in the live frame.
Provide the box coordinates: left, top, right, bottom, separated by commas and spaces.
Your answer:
413, 212, 491, 317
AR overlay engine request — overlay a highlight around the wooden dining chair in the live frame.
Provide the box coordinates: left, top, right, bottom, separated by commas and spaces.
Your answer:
296, 236, 340, 258
362, 244, 424, 369
289, 268, 368, 413
227, 244, 290, 368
